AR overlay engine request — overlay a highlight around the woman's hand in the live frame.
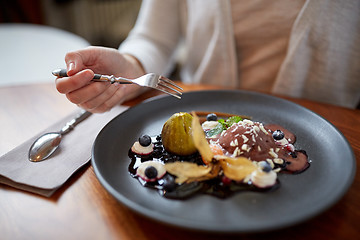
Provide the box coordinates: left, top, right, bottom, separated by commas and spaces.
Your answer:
55, 46, 146, 113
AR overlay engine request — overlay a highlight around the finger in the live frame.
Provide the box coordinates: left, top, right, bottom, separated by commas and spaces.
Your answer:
65, 46, 102, 76
65, 51, 85, 76
83, 86, 127, 113
55, 69, 94, 94
79, 84, 124, 113
79, 86, 120, 111
66, 81, 112, 105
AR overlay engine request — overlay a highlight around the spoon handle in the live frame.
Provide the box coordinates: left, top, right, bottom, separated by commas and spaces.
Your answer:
60, 109, 92, 135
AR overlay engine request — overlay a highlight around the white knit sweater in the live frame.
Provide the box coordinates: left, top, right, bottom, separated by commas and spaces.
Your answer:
119, 0, 360, 108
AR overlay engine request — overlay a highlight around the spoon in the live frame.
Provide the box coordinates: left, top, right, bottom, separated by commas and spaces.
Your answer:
28, 109, 92, 162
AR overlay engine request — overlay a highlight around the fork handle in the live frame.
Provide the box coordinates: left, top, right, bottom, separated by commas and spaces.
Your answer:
52, 68, 101, 80
52, 68, 134, 84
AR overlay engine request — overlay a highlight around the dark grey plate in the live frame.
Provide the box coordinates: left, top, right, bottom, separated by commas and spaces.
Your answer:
91, 90, 356, 233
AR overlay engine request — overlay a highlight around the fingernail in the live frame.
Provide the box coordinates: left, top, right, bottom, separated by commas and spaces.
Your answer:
67, 62, 75, 74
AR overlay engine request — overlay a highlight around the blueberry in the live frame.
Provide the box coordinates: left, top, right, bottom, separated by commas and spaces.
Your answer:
162, 175, 176, 191
206, 113, 218, 121
272, 130, 285, 140
144, 166, 158, 179
259, 161, 272, 173
156, 135, 162, 141
139, 134, 152, 147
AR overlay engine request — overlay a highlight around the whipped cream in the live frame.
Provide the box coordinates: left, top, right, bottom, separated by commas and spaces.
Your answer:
136, 161, 166, 182
250, 169, 277, 188
131, 141, 154, 155
201, 120, 219, 130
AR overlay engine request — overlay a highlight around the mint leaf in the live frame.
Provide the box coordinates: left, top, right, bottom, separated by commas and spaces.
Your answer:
225, 116, 243, 127
205, 116, 243, 137
206, 123, 224, 137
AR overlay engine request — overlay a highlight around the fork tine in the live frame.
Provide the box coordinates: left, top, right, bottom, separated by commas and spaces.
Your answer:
156, 82, 182, 99
159, 76, 183, 90
156, 86, 182, 99
158, 81, 183, 96
157, 76, 183, 99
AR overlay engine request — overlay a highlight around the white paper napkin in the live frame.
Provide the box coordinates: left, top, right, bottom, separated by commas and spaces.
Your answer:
0, 105, 128, 197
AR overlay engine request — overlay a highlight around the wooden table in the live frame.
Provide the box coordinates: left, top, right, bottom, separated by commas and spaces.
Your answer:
1, 82, 359, 240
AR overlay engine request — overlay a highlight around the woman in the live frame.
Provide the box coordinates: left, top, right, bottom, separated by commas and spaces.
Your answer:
56, 0, 360, 112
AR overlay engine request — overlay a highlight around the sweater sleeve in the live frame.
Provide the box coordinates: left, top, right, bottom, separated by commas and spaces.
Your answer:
118, 0, 181, 76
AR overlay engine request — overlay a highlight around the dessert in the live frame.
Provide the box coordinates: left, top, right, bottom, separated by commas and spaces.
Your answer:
128, 112, 310, 199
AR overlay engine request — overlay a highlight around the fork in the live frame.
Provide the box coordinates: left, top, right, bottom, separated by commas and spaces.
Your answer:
52, 68, 183, 99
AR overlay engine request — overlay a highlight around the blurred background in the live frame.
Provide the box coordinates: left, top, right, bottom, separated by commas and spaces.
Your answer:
1, 0, 141, 47
0, 0, 142, 86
